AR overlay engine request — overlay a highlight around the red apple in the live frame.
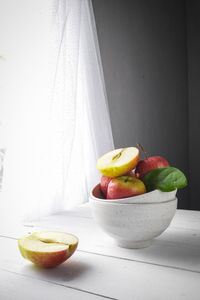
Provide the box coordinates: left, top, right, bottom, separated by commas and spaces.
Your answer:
135, 156, 169, 179
100, 176, 113, 196
135, 143, 169, 179
100, 171, 136, 197
107, 176, 146, 199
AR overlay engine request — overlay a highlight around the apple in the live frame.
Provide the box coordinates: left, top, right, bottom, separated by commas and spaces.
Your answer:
100, 176, 112, 196
135, 143, 169, 179
100, 171, 136, 197
135, 156, 169, 179
107, 176, 146, 199
18, 231, 78, 268
97, 147, 139, 178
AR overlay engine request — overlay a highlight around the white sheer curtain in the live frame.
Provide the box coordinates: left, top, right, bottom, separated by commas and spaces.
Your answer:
0, 0, 114, 225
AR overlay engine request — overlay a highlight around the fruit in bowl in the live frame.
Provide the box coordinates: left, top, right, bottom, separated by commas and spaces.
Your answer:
107, 176, 146, 199
135, 143, 170, 179
135, 156, 169, 179
90, 144, 188, 248
100, 170, 136, 197
100, 176, 113, 196
97, 144, 187, 200
97, 147, 139, 178
92, 184, 177, 204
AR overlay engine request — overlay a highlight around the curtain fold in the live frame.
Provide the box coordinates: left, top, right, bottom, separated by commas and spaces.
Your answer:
0, 0, 114, 226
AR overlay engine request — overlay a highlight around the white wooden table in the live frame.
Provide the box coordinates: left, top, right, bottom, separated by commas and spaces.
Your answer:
1, 204, 200, 300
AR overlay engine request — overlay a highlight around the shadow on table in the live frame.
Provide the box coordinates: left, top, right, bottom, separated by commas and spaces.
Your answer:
23, 259, 91, 282
134, 228, 200, 272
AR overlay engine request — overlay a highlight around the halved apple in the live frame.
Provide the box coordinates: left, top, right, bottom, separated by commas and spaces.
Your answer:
18, 231, 78, 268
97, 147, 139, 178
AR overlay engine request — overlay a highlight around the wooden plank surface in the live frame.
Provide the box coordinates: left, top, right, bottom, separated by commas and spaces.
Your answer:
1, 237, 200, 300
1, 207, 200, 300
0, 269, 109, 300
10, 206, 200, 273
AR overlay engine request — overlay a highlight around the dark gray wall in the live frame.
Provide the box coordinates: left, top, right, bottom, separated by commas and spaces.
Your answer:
92, 0, 189, 209
186, 0, 200, 210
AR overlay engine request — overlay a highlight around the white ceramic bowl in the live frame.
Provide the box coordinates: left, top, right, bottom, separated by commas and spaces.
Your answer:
90, 184, 177, 249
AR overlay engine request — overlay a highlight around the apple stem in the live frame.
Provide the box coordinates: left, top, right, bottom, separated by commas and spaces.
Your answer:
137, 143, 148, 159
112, 148, 125, 160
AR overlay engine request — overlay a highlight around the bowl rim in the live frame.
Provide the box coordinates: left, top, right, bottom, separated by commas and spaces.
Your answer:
90, 184, 177, 204
90, 196, 178, 206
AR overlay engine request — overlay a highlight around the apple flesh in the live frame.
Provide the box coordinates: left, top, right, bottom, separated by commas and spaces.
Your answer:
18, 231, 78, 268
97, 147, 139, 178
135, 156, 169, 179
107, 176, 146, 199
100, 171, 136, 197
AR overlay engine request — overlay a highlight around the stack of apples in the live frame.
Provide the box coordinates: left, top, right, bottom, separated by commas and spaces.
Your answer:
97, 145, 170, 199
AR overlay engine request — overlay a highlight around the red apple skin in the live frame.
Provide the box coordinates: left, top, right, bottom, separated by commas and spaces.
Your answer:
100, 176, 113, 196
107, 176, 146, 199
19, 242, 78, 268
100, 171, 136, 197
135, 156, 169, 179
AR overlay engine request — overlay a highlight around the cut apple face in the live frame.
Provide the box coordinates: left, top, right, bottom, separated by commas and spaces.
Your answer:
97, 147, 139, 178
18, 231, 78, 268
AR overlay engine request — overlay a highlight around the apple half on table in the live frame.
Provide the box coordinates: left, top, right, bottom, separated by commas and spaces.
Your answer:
97, 147, 139, 178
18, 231, 78, 268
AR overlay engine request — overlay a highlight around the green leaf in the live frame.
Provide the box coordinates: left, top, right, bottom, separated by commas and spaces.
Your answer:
142, 167, 188, 192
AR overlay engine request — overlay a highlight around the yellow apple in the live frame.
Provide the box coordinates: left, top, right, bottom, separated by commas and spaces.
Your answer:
97, 147, 139, 177
18, 231, 78, 268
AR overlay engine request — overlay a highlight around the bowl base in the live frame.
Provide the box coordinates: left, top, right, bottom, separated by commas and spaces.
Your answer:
116, 239, 153, 249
